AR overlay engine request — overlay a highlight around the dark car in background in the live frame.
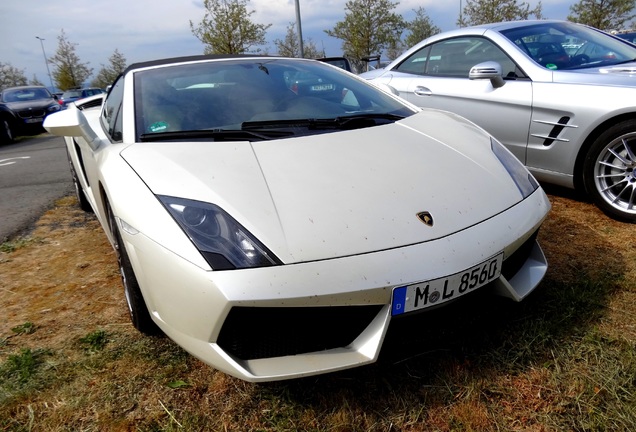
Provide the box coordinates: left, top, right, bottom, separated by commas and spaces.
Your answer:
317, 57, 353, 72
0, 86, 61, 143
616, 31, 636, 44
58, 87, 104, 108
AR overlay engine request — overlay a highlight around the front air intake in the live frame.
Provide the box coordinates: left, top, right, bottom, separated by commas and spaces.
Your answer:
217, 305, 383, 360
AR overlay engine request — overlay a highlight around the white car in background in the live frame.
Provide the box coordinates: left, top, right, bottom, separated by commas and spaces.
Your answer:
361, 20, 636, 222
44, 55, 549, 382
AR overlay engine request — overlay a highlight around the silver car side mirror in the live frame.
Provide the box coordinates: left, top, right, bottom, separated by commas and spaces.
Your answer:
469, 61, 505, 89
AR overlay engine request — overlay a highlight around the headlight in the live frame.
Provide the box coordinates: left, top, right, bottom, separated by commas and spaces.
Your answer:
158, 195, 282, 270
491, 137, 539, 198
46, 103, 61, 113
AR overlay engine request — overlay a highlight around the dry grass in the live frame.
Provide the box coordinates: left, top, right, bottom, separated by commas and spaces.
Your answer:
1, 189, 635, 431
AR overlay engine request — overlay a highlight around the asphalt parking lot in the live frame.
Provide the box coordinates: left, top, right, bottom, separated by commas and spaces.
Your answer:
0, 134, 72, 241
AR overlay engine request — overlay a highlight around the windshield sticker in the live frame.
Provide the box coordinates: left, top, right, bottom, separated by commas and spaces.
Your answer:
546, 63, 558, 70
149, 121, 169, 132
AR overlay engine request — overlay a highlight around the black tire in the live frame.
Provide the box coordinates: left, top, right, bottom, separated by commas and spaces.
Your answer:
66, 147, 93, 212
0, 118, 14, 144
106, 202, 161, 335
582, 120, 636, 222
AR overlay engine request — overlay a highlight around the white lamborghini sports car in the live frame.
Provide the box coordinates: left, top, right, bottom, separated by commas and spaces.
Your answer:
44, 55, 550, 382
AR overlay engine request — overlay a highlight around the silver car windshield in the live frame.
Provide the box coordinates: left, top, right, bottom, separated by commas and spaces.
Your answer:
134, 58, 415, 141
501, 21, 636, 70
61, 91, 81, 99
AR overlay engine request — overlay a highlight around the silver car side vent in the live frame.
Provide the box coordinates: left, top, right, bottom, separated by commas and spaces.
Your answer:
531, 116, 577, 146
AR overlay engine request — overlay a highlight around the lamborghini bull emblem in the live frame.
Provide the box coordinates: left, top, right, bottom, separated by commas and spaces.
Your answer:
416, 211, 434, 227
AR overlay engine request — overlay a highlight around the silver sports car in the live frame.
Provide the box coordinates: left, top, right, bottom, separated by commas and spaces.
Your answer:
361, 20, 636, 222
44, 55, 549, 381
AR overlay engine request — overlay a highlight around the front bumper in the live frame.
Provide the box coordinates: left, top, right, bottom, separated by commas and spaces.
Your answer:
119, 189, 550, 382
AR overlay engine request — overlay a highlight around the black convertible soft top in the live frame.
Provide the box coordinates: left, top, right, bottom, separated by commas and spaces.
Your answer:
123, 54, 286, 75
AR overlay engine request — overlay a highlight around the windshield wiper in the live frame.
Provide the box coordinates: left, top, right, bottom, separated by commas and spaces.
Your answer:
140, 113, 407, 142
242, 113, 406, 132
139, 128, 293, 142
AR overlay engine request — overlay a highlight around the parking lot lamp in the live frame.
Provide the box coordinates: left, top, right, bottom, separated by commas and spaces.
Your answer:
295, 0, 304, 58
35, 36, 55, 91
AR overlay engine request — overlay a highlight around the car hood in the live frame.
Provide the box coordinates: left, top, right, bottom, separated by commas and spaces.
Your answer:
359, 69, 386, 79
4, 99, 55, 110
554, 61, 636, 86
120, 110, 526, 263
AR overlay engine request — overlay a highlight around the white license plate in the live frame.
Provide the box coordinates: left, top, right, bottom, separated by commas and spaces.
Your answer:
25, 118, 43, 123
310, 84, 334, 91
391, 252, 504, 316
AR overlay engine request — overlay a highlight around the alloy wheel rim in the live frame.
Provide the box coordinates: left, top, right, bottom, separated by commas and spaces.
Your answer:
109, 209, 134, 316
121, 264, 134, 316
594, 132, 636, 215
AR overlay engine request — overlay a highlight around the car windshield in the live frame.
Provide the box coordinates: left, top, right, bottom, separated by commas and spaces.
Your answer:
62, 91, 82, 99
500, 21, 636, 70
134, 58, 415, 142
2, 88, 51, 102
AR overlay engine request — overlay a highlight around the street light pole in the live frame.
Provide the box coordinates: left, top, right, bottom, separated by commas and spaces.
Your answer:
35, 36, 54, 91
294, 0, 304, 58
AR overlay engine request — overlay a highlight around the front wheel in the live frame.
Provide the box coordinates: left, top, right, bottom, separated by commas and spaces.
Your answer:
106, 202, 161, 335
583, 120, 636, 222
0, 118, 14, 144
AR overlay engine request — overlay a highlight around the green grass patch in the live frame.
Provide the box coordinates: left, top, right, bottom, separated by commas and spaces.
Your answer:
11, 322, 36, 336
0, 237, 41, 253
2, 349, 44, 384
0, 348, 53, 406
78, 329, 108, 353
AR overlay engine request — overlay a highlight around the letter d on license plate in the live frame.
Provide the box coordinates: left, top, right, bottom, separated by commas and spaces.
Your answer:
391, 252, 503, 316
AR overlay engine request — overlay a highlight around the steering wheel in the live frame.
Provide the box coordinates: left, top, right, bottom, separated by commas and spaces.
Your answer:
571, 54, 590, 66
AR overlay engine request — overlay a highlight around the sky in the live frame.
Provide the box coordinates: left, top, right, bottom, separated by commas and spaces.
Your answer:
0, 0, 572, 89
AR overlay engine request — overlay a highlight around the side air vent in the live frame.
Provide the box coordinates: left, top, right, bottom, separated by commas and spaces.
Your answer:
77, 97, 104, 110
531, 116, 577, 146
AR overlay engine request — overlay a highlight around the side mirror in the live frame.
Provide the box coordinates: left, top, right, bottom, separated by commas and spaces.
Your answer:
469, 61, 505, 88
43, 107, 98, 143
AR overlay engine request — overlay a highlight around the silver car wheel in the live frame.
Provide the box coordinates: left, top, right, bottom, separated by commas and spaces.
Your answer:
593, 132, 636, 216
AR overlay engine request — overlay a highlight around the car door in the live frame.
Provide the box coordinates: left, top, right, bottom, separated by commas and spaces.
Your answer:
77, 78, 124, 218
385, 37, 533, 164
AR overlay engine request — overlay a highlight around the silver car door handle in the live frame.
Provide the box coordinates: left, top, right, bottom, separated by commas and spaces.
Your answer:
413, 86, 432, 96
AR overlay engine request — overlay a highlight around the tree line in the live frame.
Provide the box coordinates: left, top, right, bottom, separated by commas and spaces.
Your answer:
1, 0, 634, 91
